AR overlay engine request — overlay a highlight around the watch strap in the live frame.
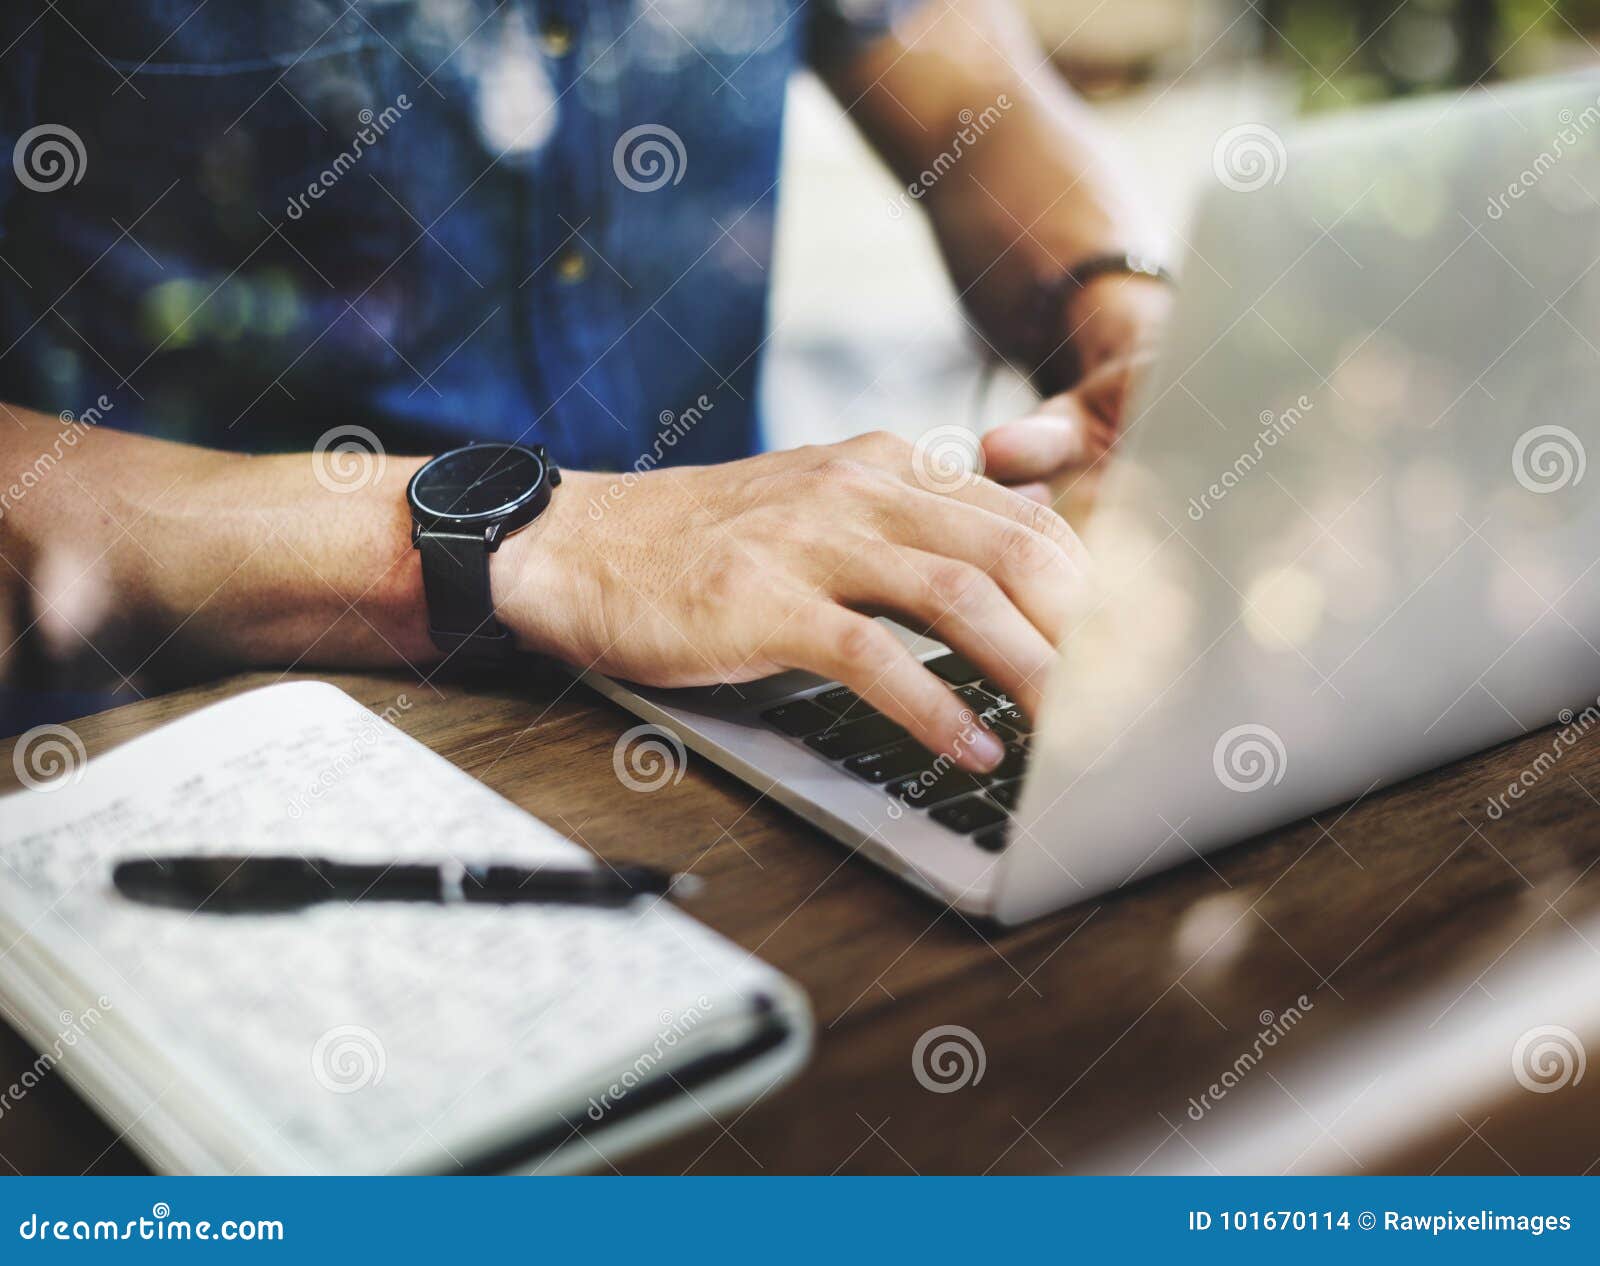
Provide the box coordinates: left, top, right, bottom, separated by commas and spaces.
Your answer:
416, 530, 515, 659
1059, 251, 1175, 295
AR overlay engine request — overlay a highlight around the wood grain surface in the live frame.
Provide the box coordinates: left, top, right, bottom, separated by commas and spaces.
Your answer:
3, 665, 1599, 1175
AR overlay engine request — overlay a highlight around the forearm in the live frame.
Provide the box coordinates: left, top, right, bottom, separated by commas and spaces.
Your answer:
926, 86, 1165, 368
827, 0, 1165, 368
0, 407, 439, 678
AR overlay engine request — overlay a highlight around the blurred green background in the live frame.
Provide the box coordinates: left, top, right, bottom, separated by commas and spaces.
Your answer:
1019, 0, 1600, 110
1261, 0, 1600, 107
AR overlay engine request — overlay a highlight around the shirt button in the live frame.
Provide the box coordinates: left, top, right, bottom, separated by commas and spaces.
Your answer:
540, 19, 575, 57
555, 248, 588, 284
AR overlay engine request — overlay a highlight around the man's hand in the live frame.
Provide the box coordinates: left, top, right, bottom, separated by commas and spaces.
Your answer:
492, 432, 1086, 773
982, 273, 1171, 503
821, 0, 1172, 504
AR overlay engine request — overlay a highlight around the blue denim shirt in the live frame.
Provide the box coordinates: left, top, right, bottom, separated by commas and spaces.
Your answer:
0, 0, 898, 469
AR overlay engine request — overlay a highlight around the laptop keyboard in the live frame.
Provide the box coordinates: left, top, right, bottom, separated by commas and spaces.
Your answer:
758, 652, 1031, 852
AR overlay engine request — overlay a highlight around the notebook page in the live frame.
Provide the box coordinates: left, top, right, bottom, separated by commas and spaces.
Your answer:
0, 682, 785, 1173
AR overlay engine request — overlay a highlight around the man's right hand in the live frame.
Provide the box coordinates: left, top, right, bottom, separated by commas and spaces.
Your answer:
492, 432, 1086, 774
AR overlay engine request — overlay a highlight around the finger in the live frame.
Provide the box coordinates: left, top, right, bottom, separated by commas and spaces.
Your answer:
882, 489, 1080, 651
980, 393, 1098, 484
927, 471, 1089, 574
1082, 346, 1159, 419
1008, 482, 1052, 504
839, 547, 1055, 719
789, 606, 1006, 773
832, 428, 1087, 569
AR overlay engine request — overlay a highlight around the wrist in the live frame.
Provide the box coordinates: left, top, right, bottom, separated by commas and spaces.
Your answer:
1062, 272, 1173, 377
407, 442, 572, 664
487, 468, 594, 662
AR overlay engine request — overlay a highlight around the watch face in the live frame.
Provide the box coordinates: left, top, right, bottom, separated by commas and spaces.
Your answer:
409, 444, 545, 521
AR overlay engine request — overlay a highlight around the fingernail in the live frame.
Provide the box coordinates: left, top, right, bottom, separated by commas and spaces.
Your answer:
965, 728, 1005, 772
1011, 412, 1080, 444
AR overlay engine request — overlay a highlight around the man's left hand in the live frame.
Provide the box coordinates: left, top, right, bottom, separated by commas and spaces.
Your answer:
981, 273, 1172, 503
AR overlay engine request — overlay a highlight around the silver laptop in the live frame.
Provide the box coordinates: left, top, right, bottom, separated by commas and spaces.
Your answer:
587, 73, 1600, 923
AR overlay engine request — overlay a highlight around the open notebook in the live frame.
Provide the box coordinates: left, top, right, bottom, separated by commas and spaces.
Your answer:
0, 682, 811, 1174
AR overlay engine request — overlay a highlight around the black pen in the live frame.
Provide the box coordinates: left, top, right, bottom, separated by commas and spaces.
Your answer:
112, 855, 701, 914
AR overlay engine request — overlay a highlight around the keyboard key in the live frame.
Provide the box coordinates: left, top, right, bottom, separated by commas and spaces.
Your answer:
805, 714, 908, 760
987, 778, 1022, 810
974, 824, 1010, 852
992, 723, 1035, 750
812, 686, 874, 722
889, 765, 982, 808
957, 684, 1026, 730
954, 684, 991, 709
931, 794, 1008, 835
843, 741, 930, 784
987, 744, 1028, 783
761, 699, 834, 737
983, 699, 1027, 729
922, 652, 981, 685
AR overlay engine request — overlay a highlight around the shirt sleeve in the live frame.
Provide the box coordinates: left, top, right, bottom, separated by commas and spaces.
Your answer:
0, 3, 47, 245
805, 0, 916, 71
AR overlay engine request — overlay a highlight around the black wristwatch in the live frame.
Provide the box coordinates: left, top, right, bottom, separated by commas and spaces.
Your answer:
407, 442, 561, 660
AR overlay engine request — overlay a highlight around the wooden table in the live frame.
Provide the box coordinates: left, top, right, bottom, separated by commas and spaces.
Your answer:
5, 666, 1600, 1175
